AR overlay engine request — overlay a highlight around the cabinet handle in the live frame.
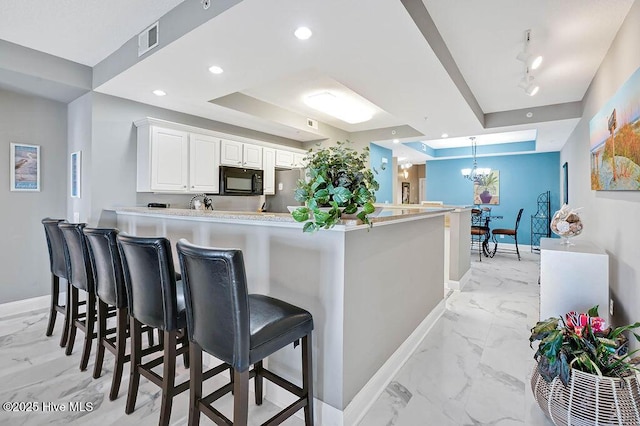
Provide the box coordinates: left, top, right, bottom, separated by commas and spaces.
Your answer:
183, 185, 187, 188
191, 186, 194, 188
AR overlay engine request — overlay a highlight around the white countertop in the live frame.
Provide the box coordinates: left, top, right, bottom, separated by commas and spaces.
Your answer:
114, 206, 453, 229
540, 237, 607, 255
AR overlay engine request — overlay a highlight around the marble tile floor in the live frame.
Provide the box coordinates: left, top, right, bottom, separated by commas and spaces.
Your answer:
0, 251, 553, 426
359, 251, 553, 426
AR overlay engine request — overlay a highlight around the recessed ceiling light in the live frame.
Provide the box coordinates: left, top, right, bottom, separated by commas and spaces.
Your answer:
393, 139, 400, 144
304, 91, 373, 124
208, 65, 224, 74
152, 90, 166, 96
526, 112, 533, 118
441, 133, 448, 138
294, 27, 312, 40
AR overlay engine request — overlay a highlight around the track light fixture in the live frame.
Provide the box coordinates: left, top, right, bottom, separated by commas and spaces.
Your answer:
517, 29, 542, 96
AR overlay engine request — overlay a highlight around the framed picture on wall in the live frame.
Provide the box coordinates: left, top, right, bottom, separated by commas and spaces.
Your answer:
71, 151, 81, 198
10, 143, 40, 191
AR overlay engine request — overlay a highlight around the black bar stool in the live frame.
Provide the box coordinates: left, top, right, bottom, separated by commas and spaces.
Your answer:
176, 239, 314, 426
84, 227, 147, 400
58, 222, 97, 371
41, 218, 72, 347
117, 234, 190, 426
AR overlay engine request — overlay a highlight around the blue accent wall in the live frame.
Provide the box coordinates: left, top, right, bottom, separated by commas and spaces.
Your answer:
369, 143, 393, 204
427, 152, 561, 245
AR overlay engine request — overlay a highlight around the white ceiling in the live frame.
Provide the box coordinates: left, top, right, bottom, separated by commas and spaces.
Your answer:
0, 0, 635, 164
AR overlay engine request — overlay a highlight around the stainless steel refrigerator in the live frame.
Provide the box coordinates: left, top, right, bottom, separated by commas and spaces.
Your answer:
265, 169, 304, 213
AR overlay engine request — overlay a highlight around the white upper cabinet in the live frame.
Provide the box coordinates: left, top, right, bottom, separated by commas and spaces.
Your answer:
189, 134, 220, 193
275, 149, 295, 168
275, 149, 306, 169
293, 153, 306, 169
262, 147, 276, 195
137, 121, 220, 193
221, 139, 263, 169
149, 127, 189, 192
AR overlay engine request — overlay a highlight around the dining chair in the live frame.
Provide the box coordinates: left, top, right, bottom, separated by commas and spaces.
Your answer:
470, 208, 490, 261
492, 208, 524, 260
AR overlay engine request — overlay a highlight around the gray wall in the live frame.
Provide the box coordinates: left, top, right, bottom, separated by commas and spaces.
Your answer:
0, 89, 67, 303
561, 1, 640, 349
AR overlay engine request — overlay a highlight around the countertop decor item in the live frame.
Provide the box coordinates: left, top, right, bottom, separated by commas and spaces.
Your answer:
550, 204, 583, 244
530, 306, 640, 425
291, 140, 379, 232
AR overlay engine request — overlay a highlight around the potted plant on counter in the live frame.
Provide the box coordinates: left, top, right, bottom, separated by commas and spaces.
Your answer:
529, 306, 640, 424
291, 140, 379, 233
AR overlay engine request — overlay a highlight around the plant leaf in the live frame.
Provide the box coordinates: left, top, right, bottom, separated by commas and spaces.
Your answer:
333, 186, 352, 206
362, 202, 375, 214
609, 322, 640, 340
313, 210, 331, 225
588, 305, 600, 317
343, 203, 358, 214
292, 207, 309, 222
530, 318, 560, 345
294, 188, 308, 202
302, 222, 318, 233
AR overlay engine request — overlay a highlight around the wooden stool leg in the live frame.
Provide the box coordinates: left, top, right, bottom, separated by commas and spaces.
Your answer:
302, 334, 314, 425
65, 287, 78, 356
254, 360, 263, 405
59, 282, 71, 347
159, 330, 177, 426
125, 318, 142, 414
93, 300, 107, 378
233, 369, 249, 426
109, 307, 128, 401
79, 292, 96, 371
188, 342, 202, 426
46, 274, 59, 336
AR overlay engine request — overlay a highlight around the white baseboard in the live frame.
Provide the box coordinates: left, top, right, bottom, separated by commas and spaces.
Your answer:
0, 294, 55, 317
447, 269, 471, 291
266, 298, 447, 425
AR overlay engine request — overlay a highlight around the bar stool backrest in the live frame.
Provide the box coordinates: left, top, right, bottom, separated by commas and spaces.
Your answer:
58, 223, 93, 293
84, 228, 126, 308
176, 239, 250, 371
117, 235, 180, 331
42, 218, 68, 279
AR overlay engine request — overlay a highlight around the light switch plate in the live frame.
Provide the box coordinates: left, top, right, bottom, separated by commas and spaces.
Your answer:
73, 212, 80, 223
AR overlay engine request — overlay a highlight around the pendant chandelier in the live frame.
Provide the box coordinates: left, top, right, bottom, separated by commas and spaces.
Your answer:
461, 137, 491, 181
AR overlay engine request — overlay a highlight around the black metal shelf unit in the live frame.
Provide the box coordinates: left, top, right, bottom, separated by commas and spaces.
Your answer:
531, 191, 551, 253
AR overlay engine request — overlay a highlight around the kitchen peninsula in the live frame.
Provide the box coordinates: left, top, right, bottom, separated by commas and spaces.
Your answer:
114, 206, 450, 425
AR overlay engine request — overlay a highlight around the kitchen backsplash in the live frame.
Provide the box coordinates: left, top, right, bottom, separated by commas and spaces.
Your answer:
136, 193, 264, 212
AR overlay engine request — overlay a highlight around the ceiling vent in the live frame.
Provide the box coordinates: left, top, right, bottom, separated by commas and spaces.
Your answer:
138, 22, 159, 57
306, 118, 318, 130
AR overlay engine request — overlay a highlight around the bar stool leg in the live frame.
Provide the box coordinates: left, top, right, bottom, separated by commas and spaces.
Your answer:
110, 307, 128, 401
79, 293, 96, 371
254, 360, 263, 405
59, 282, 71, 348
126, 318, 142, 414
46, 274, 59, 336
65, 287, 79, 356
93, 300, 107, 379
159, 330, 177, 426
303, 334, 314, 425
233, 369, 249, 426
188, 343, 202, 426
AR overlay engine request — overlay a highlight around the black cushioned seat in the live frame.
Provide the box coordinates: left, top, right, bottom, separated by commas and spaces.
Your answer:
117, 234, 190, 426
42, 218, 71, 347
176, 238, 314, 426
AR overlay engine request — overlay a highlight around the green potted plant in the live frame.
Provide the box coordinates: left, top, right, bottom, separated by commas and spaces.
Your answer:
291, 141, 379, 233
529, 306, 640, 424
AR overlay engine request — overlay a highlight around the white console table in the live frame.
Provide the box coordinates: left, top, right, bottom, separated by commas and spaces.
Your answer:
539, 238, 609, 322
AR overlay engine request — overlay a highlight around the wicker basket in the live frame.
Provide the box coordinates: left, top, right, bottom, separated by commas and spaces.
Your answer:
531, 364, 640, 425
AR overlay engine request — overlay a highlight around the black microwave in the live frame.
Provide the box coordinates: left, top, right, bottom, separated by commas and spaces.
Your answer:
219, 166, 263, 196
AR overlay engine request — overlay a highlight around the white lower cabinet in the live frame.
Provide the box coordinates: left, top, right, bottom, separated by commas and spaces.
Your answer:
263, 147, 275, 195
